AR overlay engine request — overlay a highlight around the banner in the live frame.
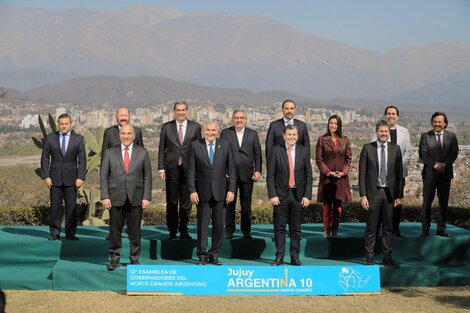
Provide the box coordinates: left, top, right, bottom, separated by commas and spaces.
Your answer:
127, 265, 380, 296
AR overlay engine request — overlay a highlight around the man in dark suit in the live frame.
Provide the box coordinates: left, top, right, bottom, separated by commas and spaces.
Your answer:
187, 122, 237, 265
101, 106, 144, 154
100, 124, 152, 271
359, 120, 403, 268
158, 101, 202, 240
220, 109, 262, 239
267, 125, 312, 266
419, 112, 458, 237
266, 99, 310, 162
41, 113, 86, 241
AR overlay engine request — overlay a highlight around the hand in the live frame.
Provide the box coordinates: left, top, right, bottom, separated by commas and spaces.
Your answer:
102, 198, 112, 209
190, 192, 199, 205
361, 196, 369, 210
142, 199, 150, 209
435, 162, 446, 173
252, 171, 261, 182
394, 198, 402, 208
270, 197, 280, 206
159, 171, 166, 180
301, 197, 310, 207
226, 191, 235, 203
44, 178, 52, 189
75, 179, 83, 189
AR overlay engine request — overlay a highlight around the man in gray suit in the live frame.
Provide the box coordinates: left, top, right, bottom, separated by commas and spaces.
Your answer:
187, 122, 237, 265
372, 106, 412, 237
360, 120, 403, 268
419, 112, 458, 237
220, 109, 262, 239
158, 101, 201, 240
100, 124, 152, 271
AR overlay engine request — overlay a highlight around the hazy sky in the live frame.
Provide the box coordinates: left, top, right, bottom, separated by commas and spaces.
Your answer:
2, 0, 470, 52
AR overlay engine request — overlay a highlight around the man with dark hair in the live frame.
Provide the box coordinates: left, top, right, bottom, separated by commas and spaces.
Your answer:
419, 112, 458, 237
158, 101, 202, 239
220, 109, 262, 239
41, 113, 86, 241
266, 99, 310, 162
267, 125, 312, 266
372, 105, 412, 237
360, 120, 403, 268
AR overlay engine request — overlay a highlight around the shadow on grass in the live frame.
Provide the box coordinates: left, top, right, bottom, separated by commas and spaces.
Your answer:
434, 295, 470, 310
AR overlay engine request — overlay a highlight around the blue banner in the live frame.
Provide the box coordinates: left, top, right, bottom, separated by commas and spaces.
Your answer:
127, 265, 380, 295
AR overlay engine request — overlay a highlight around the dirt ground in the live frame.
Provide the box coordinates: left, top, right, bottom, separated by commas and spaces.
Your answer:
4, 287, 470, 313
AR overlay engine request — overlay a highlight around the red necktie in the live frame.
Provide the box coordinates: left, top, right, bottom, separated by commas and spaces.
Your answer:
124, 147, 130, 173
178, 124, 183, 165
288, 147, 295, 188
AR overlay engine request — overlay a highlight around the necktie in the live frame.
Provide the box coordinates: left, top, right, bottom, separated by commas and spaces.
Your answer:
209, 142, 214, 165
437, 134, 443, 157
285, 120, 293, 126
288, 147, 295, 188
379, 144, 386, 186
124, 147, 130, 173
61, 133, 67, 156
178, 124, 184, 165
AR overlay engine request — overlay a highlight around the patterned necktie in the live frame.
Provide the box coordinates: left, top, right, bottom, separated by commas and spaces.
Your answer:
437, 133, 443, 157
209, 142, 214, 165
379, 144, 387, 186
288, 147, 295, 188
61, 133, 67, 156
124, 147, 130, 173
178, 124, 184, 165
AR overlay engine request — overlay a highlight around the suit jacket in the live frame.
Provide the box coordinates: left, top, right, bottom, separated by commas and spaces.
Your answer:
265, 118, 310, 161
315, 134, 352, 203
220, 126, 262, 183
267, 144, 313, 201
100, 145, 152, 207
102, 125, 144, 152
158, 119, 201, 175
359, 141, 404, 200
419, 130, 458, 180
41, 130, 86, 186
371, 124, 413, 177
187, 138, 237, 202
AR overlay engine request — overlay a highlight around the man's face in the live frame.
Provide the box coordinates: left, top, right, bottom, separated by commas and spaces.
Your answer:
174, 104, 188, 123
376, 125, 390, 143
328, 118, 338, 134
385, 108, 399, 128
58, 117, 72, 134
282, 101, 296, 120
432, 115, 446, 133
204, 123, 218, 142
115, 108, 130, 127
283, 128, 298, 147
119, 124, 136, 147
232, 111, 247, 131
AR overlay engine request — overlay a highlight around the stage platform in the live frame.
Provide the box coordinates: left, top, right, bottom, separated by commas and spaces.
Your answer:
0, 223, 469, 290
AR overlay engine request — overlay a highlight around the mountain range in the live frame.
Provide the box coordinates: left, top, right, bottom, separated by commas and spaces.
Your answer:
0, 4, 469, 112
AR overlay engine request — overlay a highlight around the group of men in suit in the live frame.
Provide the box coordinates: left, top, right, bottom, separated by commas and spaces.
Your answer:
40, 99, 458, 269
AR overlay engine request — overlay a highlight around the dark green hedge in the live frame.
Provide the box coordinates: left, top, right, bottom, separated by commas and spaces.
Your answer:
0, 203, 469, 230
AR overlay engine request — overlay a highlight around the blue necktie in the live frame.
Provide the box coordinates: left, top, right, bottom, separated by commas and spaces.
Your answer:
209, 142, 214, 165
61, 133, 67, 156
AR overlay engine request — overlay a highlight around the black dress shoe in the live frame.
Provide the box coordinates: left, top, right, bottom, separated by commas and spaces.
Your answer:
382, 258, 400, 268
209, 257, 222, 265
421, 232, 429, 237
180, 233, 192, 240
197, 258, 208, 265
107, 260, 120, 271
290, 258, 302, 266
168, 234, 177, 240
365, 257, 375, 265
48, 234, 60, 241
243, 233, 253, 239
66, 235, 79, 241
130, 260, 140, 265
436, 231, 451, 237
225, 233, 234, 239
271, 258, 284, 266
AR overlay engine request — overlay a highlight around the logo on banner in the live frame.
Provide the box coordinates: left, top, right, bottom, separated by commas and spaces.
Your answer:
338, 267, 372, 291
